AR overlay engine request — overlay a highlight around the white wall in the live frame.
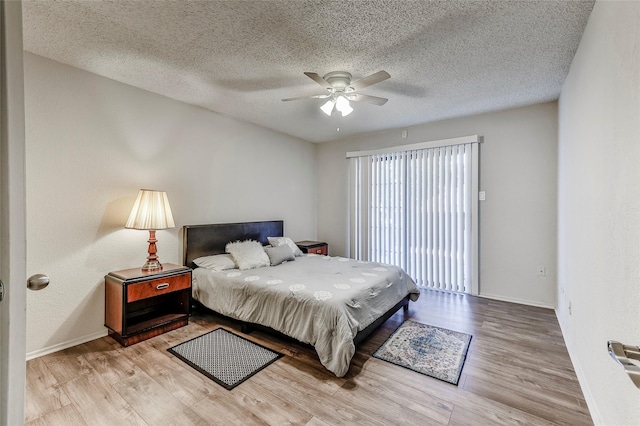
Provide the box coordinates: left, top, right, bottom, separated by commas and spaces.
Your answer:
23, 53, 317, 356
318, 103, 558, 308
557, 2, 640, 424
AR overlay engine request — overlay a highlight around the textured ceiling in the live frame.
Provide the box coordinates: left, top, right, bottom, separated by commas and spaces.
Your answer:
22, 0, 594, 143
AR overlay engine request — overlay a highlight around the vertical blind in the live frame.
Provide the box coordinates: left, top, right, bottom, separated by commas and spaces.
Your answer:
348, 136, 479, 294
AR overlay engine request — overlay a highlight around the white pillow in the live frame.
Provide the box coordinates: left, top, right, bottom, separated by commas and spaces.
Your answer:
267, 236, 303, 257
225, 240, 270, 270
193, 254, 236, 271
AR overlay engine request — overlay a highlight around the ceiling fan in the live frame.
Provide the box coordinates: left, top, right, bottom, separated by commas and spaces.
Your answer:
282, 70, 390, 116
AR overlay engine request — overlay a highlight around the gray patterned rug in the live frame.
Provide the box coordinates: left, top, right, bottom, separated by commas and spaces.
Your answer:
168, 327, 282, 390
373, 320, 472, 385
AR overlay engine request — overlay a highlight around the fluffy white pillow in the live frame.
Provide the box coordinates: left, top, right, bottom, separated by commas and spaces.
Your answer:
225, 240, 270, 270
267, 236, 303, 257
193, 254, 236, 271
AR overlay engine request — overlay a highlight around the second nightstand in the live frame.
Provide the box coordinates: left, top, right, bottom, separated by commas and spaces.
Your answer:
104, 263, 191, 346
296, 240, 328, 255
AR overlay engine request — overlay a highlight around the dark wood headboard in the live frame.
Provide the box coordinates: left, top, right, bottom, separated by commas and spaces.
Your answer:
182, 220, 284, 268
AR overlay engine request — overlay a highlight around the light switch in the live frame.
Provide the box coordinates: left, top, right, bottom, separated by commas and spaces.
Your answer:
479, 191, 486, 201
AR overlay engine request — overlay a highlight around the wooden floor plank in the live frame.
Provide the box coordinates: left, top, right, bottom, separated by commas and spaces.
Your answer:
25, 288, 592, 425
24, 357, 72, 423
189, 393, 270, 425
61, 369, 147, 426
126, 340, 216, 407
304, 416, 332, 426
25, 404, 87, 426
336, 361, 453, 425
462, 374, 593, 425
447, 403, 557, 426
224, 380, 314, 425
463, 352, 585, 399
40, 348, 96, 385
108, 365, 198, 425
252, 361, 387, 426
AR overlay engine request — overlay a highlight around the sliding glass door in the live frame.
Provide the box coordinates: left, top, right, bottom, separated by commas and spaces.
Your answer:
348, 136, 479, 294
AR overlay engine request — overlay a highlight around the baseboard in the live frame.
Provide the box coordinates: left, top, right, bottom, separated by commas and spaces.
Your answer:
478, 292, 555, 309
554, 309, 602, 425
26, 329, 109, 361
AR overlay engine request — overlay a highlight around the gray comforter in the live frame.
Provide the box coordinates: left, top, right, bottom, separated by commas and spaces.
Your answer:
192, 254, 420, 377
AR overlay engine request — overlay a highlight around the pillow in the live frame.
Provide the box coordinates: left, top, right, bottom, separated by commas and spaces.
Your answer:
264, 245, 295, 266
193, 254, 236, 271
225, 240, 270, 270
267, 236, 303, 257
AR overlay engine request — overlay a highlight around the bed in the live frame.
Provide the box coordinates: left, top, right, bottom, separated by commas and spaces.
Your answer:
182, 220, 420, 377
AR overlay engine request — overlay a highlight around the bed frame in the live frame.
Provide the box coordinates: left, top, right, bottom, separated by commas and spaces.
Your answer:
182, 220, 410, 346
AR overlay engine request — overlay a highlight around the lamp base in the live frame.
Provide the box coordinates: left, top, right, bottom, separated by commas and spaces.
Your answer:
141, 260, 163, 272
142, 230, 163, 272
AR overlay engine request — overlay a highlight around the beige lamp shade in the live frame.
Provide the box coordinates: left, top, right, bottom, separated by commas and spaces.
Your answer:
125, 189, 175, 230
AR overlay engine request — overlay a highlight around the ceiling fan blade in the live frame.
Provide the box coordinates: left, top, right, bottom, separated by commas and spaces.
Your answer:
348, 70, 391, 91
304, 72, 332, 89
281, 94, 330, 102
349, 93, 388, 106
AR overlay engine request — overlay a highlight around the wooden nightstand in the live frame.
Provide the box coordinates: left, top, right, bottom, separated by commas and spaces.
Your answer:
104, 263, 191, 346
296, 240, 328, 255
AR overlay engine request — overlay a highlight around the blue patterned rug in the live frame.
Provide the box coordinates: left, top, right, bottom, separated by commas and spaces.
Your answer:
373, 320, 472, 385
168, 328, 282, 390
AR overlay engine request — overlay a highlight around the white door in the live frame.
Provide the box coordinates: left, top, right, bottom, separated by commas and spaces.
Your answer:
0, 2, 27, 425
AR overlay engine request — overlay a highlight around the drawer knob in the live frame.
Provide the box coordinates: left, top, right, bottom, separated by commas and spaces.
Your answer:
156, 283, 170, 290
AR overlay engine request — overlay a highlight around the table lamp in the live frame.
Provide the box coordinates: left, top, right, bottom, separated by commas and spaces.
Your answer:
125, 189, 175, 271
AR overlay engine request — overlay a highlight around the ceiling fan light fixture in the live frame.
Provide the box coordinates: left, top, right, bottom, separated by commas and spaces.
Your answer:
340, 104, 353, 116
320, 99, 335, 116
335, 95, 353, 116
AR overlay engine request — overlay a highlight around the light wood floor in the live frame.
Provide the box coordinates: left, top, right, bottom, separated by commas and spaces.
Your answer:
25, 289, 593, 425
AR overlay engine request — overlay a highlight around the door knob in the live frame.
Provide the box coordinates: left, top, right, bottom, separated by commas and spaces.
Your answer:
608, 340, 640, 388
27, 274, 50, 291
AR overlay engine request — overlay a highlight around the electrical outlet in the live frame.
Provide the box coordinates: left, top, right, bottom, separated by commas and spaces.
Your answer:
568, 302, 572, 316
537, 265, 546, 277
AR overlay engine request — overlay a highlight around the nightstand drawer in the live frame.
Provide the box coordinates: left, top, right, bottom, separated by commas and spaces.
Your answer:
307, 246, 327, 255
295, 241, 328, 255
127, 273, 190, 302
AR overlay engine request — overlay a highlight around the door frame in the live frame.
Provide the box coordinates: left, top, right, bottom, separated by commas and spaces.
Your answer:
0, 1, 27, 424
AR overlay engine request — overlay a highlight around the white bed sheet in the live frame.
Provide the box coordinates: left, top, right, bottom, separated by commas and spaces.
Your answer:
192, 254, 420, 377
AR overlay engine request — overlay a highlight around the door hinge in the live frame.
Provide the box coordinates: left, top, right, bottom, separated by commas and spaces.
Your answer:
0, 280, 4, 302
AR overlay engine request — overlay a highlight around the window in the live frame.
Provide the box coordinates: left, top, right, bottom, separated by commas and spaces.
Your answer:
348, 136, 479, 294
